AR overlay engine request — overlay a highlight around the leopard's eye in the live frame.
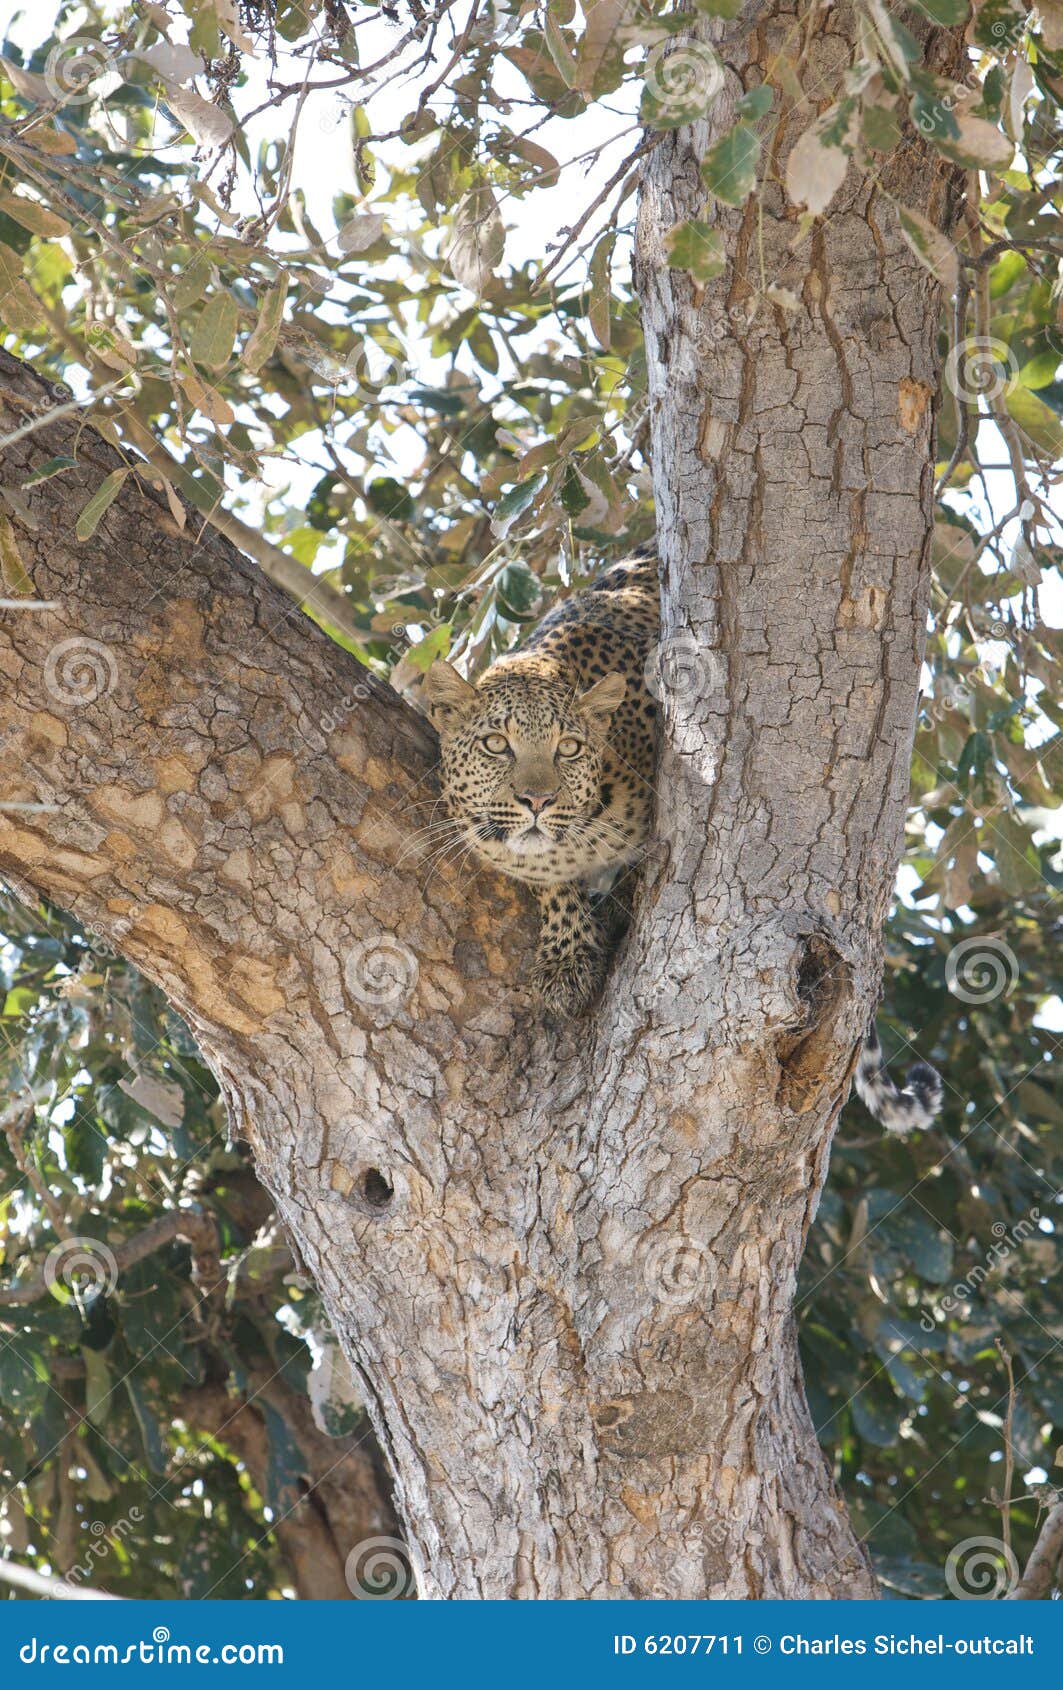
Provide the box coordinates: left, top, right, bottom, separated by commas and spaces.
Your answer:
481, 732, 510, 755
557, 736, 583, 759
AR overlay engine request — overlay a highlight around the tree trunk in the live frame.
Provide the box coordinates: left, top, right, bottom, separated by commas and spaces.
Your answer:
0, 3, 957, 1602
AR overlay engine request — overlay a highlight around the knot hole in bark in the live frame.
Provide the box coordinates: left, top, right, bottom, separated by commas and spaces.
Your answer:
361, 1166, 394, 1209
329, 1160, 395, 1213
775, 935, 853, 1116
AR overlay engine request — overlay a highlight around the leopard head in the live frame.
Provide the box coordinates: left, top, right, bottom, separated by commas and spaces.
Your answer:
422, 658, 626, 881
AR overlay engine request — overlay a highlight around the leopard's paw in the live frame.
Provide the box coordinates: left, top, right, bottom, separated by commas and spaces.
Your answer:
529, 949, 606, 1019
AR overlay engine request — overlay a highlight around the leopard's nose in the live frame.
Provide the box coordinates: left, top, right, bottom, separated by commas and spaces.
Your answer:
517, 790, 556, 815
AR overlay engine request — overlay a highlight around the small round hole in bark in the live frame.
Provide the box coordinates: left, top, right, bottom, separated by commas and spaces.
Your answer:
362, 1166, 394, 1209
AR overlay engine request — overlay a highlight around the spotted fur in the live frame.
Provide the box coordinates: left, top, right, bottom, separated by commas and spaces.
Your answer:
424, 559, 946, 1128
422, 558, 658, 1016
854, 1023, 944, 1135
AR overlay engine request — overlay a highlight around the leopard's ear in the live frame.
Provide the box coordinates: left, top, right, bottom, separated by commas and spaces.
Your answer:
578, 671, 626, 727
421, 659, 478, 731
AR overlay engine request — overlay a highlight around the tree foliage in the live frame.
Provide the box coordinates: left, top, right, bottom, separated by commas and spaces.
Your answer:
0, 0, 1060, 1598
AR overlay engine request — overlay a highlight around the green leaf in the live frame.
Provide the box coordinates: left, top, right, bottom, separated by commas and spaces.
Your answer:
0, 1344, 49, 1418
261, 1400, 306, 1515
910, 91, 960, 146
1006, 383, 1063, 457
897, 205, 958, 292
125, 1375, 169, 1474
366, 477, 415, 520
665, 219, 726, 282
936, 112, 1014, 170
906, 0, 970, 22
874, 1557, 948, 1598
1017, 351, 1059, 391
82, 1345, 111, 1428
736, 85, 773, 120
693, 0, 743, 14
0, 241, 42, 331
401, 623, 451, 671
490, 471, 547, 537
190, 291, 239, 371
852, 1386, 903, 1447
65, 1110, 106, 1184
239, 275, 285, 375
497, 561, 541, 620
701, 123, 761, 206
75, 469, 128, 543
588, 231, 614, 350
972, 0, 1027, 50
171, 252, 212, 313
885, 1352, 929, 1403
0, 510, 33, 594
862, 104, 902, 153
560, 462, 591, 515
22, 454, 77, 487
640, 44, 724, 130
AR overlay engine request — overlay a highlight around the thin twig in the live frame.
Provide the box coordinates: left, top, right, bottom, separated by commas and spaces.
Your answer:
996, 1339, 1016, 1564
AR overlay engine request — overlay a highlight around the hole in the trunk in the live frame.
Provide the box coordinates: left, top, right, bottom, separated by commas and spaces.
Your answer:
362, 1166, 394, 1209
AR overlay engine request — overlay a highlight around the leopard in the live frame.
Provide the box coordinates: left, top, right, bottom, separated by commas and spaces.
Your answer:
422, 557, 657, 1019
422, 553, 943, 1135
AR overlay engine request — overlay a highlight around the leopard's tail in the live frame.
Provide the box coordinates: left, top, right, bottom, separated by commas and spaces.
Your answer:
854, 1023, 943, 1135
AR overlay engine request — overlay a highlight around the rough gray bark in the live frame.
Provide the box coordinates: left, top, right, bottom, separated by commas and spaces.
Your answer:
0, 1, 958, 1601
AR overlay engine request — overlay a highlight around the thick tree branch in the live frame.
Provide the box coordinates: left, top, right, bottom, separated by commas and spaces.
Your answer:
0, 345, 536, 1093
1008, 1499, 1063, 1600
179, 1379, 402, 1601
0, 1206, 220, 1306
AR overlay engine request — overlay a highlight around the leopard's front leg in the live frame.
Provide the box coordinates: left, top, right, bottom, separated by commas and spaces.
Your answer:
529, 883, 608, 1018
